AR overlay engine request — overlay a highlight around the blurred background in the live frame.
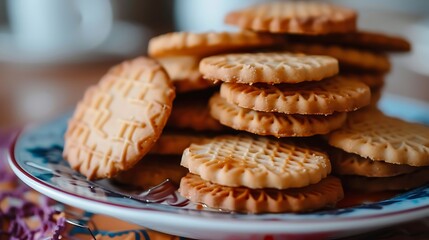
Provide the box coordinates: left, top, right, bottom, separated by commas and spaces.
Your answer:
0, 0, 428, 130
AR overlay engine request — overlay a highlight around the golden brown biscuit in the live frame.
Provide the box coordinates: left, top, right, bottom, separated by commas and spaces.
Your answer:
63, 57, 175, 179
287, 30, 411, 52
220, 76, 370, 115
179, 174, 344, 213
341, 168, 429, 192
210, 94, 347, 137
148, 31, 283, 58
225, 2, 357, 34
167, 93, 225, 132
200, 52, 339, 84
149, 132, 209, 155
156, 55, 215, 93
114, 155, 187, 189
286, 43, 391, 73
340, 73, 385, 88
330, 148, 418, 177
181, 134, 331, 189
328, 110, 429, 166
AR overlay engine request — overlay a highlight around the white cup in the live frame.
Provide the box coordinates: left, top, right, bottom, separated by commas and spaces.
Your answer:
7, 0, 113, 55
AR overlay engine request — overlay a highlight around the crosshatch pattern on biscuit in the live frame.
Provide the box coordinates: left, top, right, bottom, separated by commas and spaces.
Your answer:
64, 58, 175, 179
181, 135, 331, 189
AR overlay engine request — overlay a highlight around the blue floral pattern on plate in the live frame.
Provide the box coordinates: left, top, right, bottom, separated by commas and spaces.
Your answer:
11, 112, 429, 222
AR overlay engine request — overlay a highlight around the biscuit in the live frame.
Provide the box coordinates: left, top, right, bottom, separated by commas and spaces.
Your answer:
341, 168, 429, 192
181, 134, 331, 189
370, 86, 383, 106
330, 148, 418, 177
150, 132, 209, 155
114, 155, 188, 189
179, 173, 343, 213
340, 73, 385, 88
148, 31, 283, 58
200, 52, 339, 84
63, 57, 175, 179
209, 94, 347, 137
286, 43, 391, 73
287, 30, 411, 52
225, 2, 356, 34
328, 110, 429, 166
167, 93, 225, 132
156, 55, 216, 93
220, 76, 370, 115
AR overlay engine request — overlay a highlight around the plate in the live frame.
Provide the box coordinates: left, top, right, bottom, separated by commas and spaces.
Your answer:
8, 94, 429, 239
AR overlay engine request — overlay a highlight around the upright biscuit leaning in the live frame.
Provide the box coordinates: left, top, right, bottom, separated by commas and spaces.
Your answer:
63, 57, 175, 180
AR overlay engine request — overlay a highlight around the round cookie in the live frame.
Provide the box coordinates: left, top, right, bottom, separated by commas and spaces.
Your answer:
157, 55, 215, 93
370, 86, 383, 106
148, 31, 283, 58
181, 134, 331, 189
167, 94, 225, 132
328, 110, 429, 166
179, 173, 343, 213
200, 52, 339, 84
330, 148, 418, 177
287, 30, 411, 52
209, 94, 347, 137
114, 155, 188, 189
63, 57, 175, 179
220, 76, 370, 115
340, 73, 385, 88
150, 132, 210, 155
225, 2, 356, 34
286, 43, 391, 73
341, 168, 429, 192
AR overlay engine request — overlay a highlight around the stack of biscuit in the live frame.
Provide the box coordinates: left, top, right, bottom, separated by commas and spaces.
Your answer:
327, 108, 429, 192
178, 2, 370, 213
62, 1, 428, 215
115, 31, 285, 188
180, 135, 344, 213
283, 30, 410, 106
201, 52, 371, 137
147, 31, 285, 149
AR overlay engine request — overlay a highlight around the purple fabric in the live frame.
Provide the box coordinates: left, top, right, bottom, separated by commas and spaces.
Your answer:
0, 130, 65, 240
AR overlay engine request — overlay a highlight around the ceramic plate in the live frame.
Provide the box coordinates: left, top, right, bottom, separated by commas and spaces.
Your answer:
9, 94, 429, 239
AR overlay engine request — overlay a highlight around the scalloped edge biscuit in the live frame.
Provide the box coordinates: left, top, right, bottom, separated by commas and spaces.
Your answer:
286, 43, 390, 73
179, 173, 343, 213
341, 168, 429, 192
156, 55, 215, 93
330, 148, 418, 177
209, 94, 347, 137
340, 73, 385, 88
287, 30, 411, 52
181, 134, 331, 189
114, 155, 187, 189
150, 132, 210, 155
148, 31, 283, 57
167, 94, 225, 132
225, 2, 357, 34
328, 110, 429, 166
200, 52, 339, 84
220, 76, 370, 115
